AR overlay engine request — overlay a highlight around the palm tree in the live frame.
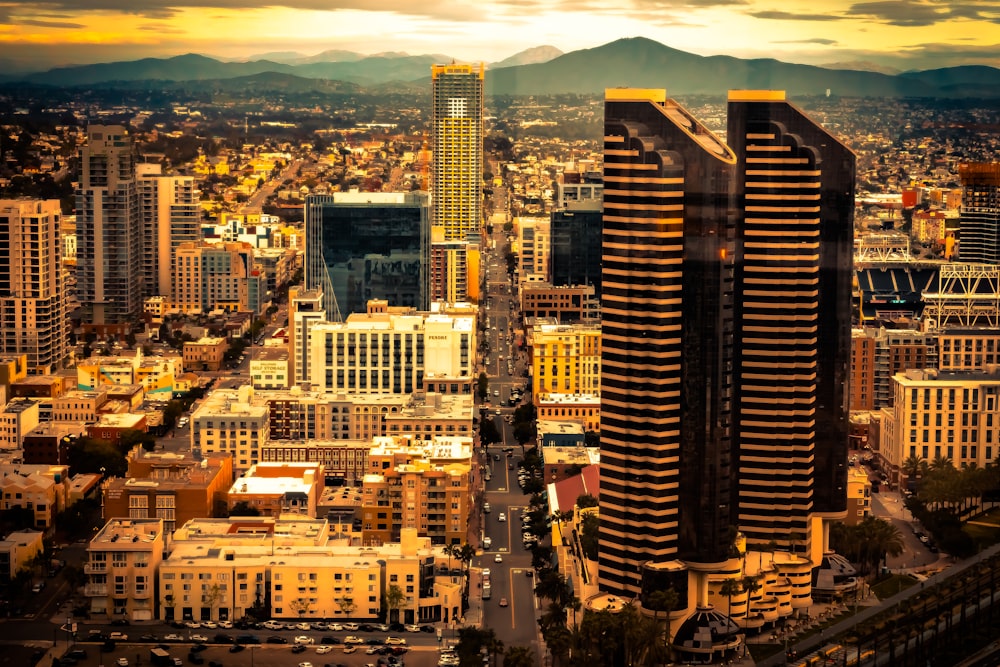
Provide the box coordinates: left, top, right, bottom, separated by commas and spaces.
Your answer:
902, 453, 926, 479
647, 588, 679, 659
503, 645, 536, 667
719, 577, 742, 622
384, 584, 405, 623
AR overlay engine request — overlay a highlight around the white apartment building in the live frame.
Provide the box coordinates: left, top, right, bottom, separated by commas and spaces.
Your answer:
306, 305, 475, 395
0, 199, 68, 374
160, 519, 462, 624
880, 368, 1000, 480
136, 164, 200, 300
85, 518, 165, 621
191, 385, 269, 471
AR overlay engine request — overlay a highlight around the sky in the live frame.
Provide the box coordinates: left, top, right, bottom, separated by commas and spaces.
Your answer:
0, 0, 998, 73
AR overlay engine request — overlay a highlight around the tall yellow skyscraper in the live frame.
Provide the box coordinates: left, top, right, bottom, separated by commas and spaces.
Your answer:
431, 63, 484, 244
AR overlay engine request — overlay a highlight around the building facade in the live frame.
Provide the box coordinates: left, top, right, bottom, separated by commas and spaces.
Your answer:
76, 125, 142, 326
173, 241, 256, 315
0, 199, 68, 374
531, 323, 601, 399
550, 202, 603, 295
136, 164, 200, 299
85, 518, 165, 620
958, 162, 1000, 264
304, 192, 430, 319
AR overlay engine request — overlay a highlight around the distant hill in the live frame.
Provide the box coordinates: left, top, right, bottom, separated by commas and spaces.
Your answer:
491, 46, 563, 69
820, 61, 902, 76
12, 37, 1000, 98
486, 37, 945, 97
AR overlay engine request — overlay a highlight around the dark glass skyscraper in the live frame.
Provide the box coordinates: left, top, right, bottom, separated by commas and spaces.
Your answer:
304, 192, 430, 320
550, 202, 603, 295
727, 90, 854, 550
599, 89, 738, 597
599, 89, 854, 602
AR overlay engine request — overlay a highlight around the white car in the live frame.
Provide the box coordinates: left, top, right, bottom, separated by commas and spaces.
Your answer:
201, 621, 217, 629
217, 620, 233, 629
109, 632, 128, 641
482, 568, 491, 578
405, 624, 422, 633
190, 634, 208, 643
366, 646, 380, 654
483, 536, 492, 549
163, 634, 182, 641
328, 623, 344, 631
116, 659, 129, 667
184, 621, 200, 629
296, 622, 311, 631
294, 635, 315, 644
498, 512, 506, 522
343, 623, 360, 631
298, 663, 314, 667
343, 646, 358, 654
263, 620, 284, 630
385, 637, 407, 645
315, 645, 333, 654
344, 636, 364, 644
494, 553, 503, 563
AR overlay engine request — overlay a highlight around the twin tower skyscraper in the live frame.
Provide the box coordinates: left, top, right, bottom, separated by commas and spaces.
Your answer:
599, 89, 855, 603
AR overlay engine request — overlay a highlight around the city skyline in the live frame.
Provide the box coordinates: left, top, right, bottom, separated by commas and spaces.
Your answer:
1, 1, 998, 74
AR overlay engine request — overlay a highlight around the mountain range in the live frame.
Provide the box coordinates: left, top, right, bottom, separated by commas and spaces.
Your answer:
7, 37, 1000, 98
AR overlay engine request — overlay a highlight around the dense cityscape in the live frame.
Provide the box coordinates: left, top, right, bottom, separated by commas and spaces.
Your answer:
1, 47, 1000, 667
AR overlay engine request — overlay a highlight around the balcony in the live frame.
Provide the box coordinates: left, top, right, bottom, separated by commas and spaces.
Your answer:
85, 584, 108, 596
84, 562, 107, 574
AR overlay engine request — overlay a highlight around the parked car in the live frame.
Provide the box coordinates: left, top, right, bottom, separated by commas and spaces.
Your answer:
266, 636, 288, 644
108, 632, 128, 641
294, 636, 315, 645
291, 645, 307, 654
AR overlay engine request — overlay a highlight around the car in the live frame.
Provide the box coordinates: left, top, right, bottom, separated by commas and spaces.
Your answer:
298, 663, 314, 667
374, 623, 389, 632
190, 634, 208, 643
291, 645, 307, 654
483, 537, 492, 549
366, 638, 384, 645
483, 502, 491, 513
420, 625, 437, 633
320, 636, 340, 644
316, 645, 333, 654
235, 634, 260, 645
201, 621, 217, 629
389, 622, 406, 633
405, 624, 422, 633
295, 635, 315, 644
185, 621, 201, 629
343, 623, 360, 631
367, 646, 381, 655
263, 620, 284, 630
344, 636, 364, 644
140, 634, 159, 642
343, 646, 358, 654
213, 634, 234, 644
385, 637, 406, 646
482, 567, 491, 578
190, 644, 208, 653
217, 620, 233, 629
328, 623, 344, 631
312, 621, 328, 630
296, 622, 312, 631
499, 597, 509, 607
109, 632, 128, 641
494, 553, 503, 563
164, 634, 183, 641
498, 513, 506, 522
111, 619, 130, 626
116, 659, 129, 667
360, 624, 375, 632
229, 644, 245, 654
267, 636, 288, 644
66, 650, 88, 660
172, 659, 184, 667
187, 654, 205, 665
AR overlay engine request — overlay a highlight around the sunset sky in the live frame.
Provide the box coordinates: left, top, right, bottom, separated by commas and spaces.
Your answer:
1, 0, 998, 73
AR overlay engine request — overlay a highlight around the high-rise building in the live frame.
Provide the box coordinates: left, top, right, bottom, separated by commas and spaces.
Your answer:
0, 200, 68, 374
599, 89, 738, 597
304, 192, 430, 319
136, 164, 200, 299
431, 63, 484, 302
76, 125, 142, 326
550, 202, 603, 295
172, 241, 258, 315
958, 163, 1000, 263
598, 89, 854, 613
431, 63, 484, 243
727, 90, 854, 553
